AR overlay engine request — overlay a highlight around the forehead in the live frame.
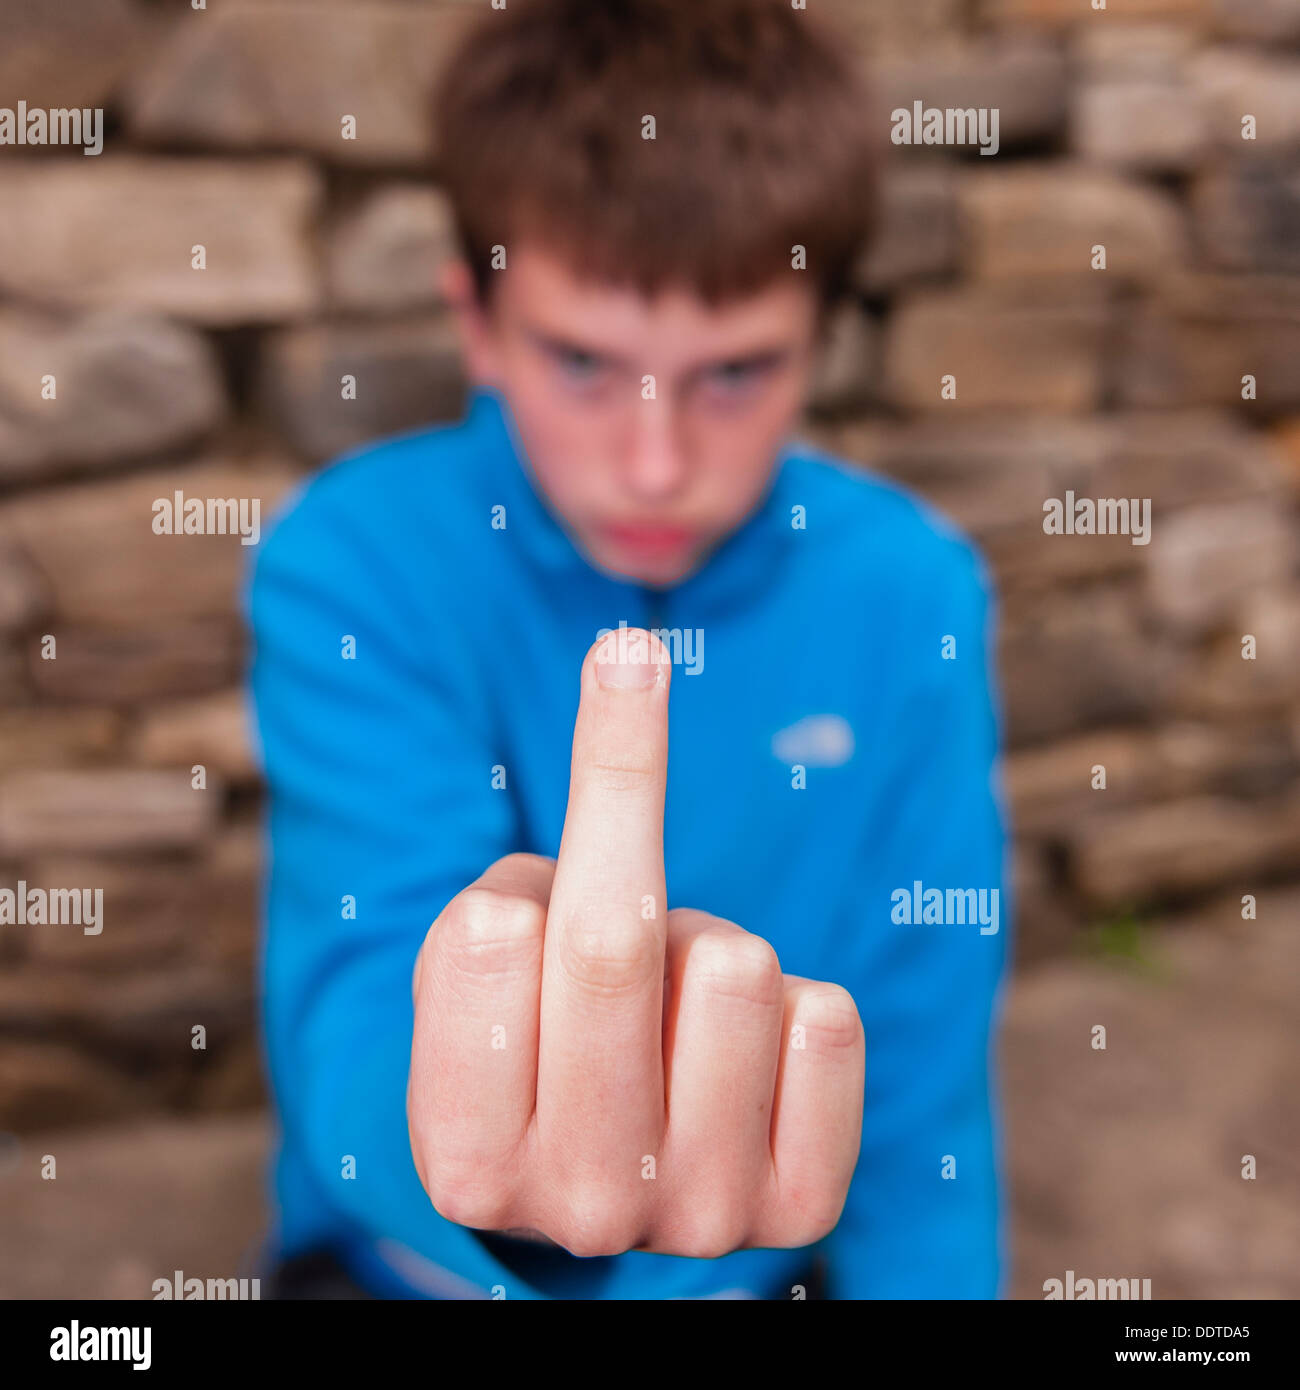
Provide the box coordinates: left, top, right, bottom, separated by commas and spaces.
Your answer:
494, 244, 818, 364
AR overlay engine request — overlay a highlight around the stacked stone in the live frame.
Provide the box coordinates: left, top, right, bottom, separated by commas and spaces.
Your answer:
0, 0, 1296, 1128
816, 0, 1300, 962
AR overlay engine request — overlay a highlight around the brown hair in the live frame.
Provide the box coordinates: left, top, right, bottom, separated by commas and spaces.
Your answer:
434, 0, 878, 307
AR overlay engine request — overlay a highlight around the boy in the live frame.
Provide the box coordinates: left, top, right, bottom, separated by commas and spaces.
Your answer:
247, 0, 1010, 1300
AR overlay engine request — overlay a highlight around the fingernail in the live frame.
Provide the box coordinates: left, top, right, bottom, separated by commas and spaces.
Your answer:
595, 631, 666, 690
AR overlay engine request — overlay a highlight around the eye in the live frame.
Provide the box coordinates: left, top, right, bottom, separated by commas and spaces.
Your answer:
704, 358, 772, 398
553, 345, 608, 386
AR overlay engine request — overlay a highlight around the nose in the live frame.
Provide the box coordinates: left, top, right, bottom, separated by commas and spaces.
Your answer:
623, 395, 688, 502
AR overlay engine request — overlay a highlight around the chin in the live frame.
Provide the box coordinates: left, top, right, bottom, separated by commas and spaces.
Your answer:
593, 543, 698, 589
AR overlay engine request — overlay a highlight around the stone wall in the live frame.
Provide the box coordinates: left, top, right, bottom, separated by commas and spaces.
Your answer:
0, 0, 1297, 1130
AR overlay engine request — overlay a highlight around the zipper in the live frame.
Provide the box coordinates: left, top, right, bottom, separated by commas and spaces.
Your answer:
644, 586, 666, 634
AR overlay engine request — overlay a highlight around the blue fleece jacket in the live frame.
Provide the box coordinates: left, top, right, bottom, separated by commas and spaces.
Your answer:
245, 386, 1012, 1300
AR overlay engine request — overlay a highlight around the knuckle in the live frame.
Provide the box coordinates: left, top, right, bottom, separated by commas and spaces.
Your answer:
489, 852, 556, 889
557, 919, 661, 997
665, 906, 709, 933
422, 1164, 515, 1233
583, 757, 658, 794
691, 930, 783, 1008
779, 1186, 850, 1249
453, 886, 542, 944
793, 985, 863, 1052
555, 1191, 641, 1258
668, 1209, 749, 1261
440, 887, 545, 977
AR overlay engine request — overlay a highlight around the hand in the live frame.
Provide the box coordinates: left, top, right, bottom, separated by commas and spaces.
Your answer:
409, 628, 864, 1258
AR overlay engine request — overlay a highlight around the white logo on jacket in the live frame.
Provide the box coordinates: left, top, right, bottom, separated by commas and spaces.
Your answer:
771, 714, 854, 768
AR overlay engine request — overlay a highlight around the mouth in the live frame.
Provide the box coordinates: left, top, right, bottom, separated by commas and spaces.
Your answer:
600, 521, 700, 560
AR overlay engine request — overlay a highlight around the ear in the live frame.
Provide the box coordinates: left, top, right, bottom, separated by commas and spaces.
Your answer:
441, 258, 503, 387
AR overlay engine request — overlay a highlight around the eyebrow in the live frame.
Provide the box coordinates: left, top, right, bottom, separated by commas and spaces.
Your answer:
529, 328, 791, 378
528, 329, 630, 372
697, 347, 790, 374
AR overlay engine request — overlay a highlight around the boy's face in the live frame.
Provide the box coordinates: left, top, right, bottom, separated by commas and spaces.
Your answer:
447, 246, 822, 586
